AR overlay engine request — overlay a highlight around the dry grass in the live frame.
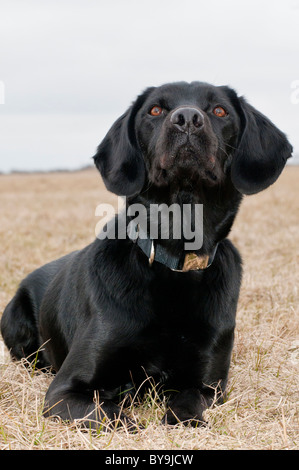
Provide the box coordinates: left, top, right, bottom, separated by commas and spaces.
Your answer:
0, 167, 298, 450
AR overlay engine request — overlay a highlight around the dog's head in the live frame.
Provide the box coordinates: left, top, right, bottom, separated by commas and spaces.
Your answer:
93, 82, 292, 196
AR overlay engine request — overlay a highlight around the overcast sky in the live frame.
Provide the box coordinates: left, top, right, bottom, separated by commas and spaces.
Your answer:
0, 0, 299, 172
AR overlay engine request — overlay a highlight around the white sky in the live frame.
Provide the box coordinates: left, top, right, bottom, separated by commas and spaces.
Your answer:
0, 0, 299, 172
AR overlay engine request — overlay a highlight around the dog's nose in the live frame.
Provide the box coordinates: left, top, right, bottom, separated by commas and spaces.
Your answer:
170, 107, 204, 133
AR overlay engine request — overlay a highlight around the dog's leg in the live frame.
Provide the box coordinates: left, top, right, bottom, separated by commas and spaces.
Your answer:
43, 386, 137, 431
162, 327, 235, 426
162, 240, 241, 426
42, 329, 140, 431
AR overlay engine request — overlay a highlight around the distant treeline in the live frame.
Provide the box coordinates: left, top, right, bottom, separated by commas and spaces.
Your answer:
0, 164, 95, 175
1, 156, 299, 175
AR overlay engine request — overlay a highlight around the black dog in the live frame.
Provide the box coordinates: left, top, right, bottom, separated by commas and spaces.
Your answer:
1, 82, 292, 429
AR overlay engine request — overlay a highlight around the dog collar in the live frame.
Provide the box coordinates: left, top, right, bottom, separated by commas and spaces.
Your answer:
128, 222, 218, 272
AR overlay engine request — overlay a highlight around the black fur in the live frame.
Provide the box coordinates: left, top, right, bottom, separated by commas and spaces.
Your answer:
1, 81, 292, 429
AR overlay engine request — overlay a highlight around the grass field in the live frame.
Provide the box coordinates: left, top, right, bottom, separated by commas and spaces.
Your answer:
0, 166, 298, 450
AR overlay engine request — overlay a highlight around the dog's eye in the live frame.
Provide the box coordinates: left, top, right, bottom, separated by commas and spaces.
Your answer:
213, 106, 228, 117
150, 106, 163, 116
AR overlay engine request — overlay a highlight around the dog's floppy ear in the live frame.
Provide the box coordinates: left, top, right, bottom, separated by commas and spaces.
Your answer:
231, 98, 293, 195
93, 88, 154, 196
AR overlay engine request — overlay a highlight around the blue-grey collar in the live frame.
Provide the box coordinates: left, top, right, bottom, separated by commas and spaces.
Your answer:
128, 222, 218, 272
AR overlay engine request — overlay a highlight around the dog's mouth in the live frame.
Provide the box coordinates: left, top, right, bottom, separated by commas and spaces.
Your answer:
151, 145, 221, 187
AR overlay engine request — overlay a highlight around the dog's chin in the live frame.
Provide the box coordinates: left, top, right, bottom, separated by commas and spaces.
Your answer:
150, 153, 222, 189
150, 166, 221, 189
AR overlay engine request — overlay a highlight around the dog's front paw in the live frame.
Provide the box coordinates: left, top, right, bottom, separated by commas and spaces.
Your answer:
161, 389, 210, 427
161, 408, 207, 427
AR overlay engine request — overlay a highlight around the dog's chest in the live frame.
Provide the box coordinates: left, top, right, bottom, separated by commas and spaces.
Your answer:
132, 320, 201, 382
